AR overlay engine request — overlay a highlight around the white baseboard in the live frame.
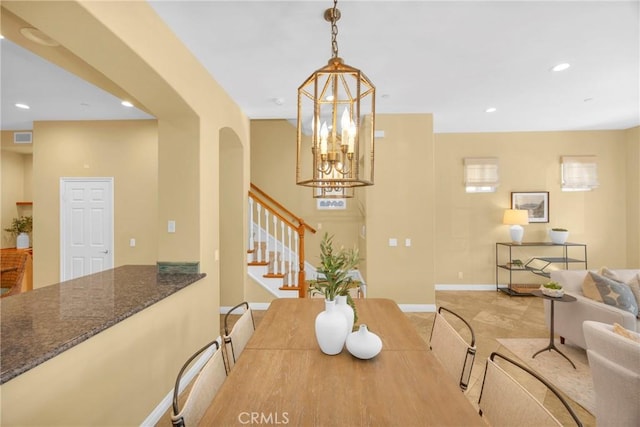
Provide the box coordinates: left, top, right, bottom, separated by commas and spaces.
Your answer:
397, 304, 437, 312
436, 283, 496, 291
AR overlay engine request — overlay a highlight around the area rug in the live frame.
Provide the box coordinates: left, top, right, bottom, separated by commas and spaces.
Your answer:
497, 338, 595, 415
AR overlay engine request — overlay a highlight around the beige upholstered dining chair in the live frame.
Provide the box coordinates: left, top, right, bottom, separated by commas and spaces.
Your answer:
223, 301, 255, 372
171, 340, 227, 427
428, 306, 476, 391
478, 352, 583, 426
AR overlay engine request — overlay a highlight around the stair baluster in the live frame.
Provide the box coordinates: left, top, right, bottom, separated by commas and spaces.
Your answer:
248, 184, 317, 297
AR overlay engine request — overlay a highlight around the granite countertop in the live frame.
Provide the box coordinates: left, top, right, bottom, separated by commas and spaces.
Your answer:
0, 265, 205, 384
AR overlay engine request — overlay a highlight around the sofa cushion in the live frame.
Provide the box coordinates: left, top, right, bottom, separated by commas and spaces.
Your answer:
583, 272, 639, 317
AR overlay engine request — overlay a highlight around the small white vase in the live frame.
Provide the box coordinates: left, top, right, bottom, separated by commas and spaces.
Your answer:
315, 299, 349, 355
346, 324, 382, 360
335, 295, 355, 333
549, 229, 569, 244
16, 232, 29, 249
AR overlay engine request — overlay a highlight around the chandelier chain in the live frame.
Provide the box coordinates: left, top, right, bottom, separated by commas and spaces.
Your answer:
330, 0, 339, 58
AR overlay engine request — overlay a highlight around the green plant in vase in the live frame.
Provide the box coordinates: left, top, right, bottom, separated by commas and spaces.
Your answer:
309, 232, 360, 324
4, 216, 33, 249
4, 216, 33, 236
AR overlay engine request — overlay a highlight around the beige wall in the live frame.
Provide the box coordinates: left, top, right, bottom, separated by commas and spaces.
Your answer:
1, 131, 33, 248
32, 120, 158, 287
1, 2, 249, 426
626, 126, 640, 266
365, 114, 436, 305
250, 119, 362, 267
435, 129, 636, 287
1, 151, 24, 248
251, 121, 639, 303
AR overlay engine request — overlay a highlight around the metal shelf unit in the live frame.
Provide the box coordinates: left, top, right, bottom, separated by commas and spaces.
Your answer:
496, 242, 588, 296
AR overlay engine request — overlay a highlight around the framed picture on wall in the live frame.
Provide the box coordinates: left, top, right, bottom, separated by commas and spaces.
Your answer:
511, 191, 549, 223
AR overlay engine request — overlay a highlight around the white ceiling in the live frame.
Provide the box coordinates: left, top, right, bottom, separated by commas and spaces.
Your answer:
2, 1, 639, 134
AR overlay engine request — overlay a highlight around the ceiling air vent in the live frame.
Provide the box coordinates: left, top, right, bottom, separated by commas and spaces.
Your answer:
14, 131, 32, 144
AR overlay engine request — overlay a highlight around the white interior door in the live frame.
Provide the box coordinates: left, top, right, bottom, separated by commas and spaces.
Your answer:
60, 178, 114, 281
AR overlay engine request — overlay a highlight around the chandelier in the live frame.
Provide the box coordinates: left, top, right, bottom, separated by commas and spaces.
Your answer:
296, 0, 376, 199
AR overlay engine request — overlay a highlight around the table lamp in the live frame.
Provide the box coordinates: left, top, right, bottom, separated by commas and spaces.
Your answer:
503, 209, 529, 244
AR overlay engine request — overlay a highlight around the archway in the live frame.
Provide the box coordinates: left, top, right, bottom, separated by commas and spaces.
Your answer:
219, 127, 245, 306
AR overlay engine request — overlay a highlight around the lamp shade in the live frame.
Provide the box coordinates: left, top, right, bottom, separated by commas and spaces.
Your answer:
503, 209, 529, 225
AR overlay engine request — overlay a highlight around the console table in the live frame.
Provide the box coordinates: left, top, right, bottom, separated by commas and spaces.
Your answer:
496, 242, 587, 296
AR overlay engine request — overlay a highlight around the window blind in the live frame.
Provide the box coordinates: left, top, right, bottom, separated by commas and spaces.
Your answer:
464, 157, 499, 193
561, 156, 599, 191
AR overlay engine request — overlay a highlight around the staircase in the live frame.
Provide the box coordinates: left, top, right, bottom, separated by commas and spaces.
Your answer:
247, 184, 316, 298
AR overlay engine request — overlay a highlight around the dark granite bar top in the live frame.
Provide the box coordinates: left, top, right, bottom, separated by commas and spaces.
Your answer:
0, 265, 205, 384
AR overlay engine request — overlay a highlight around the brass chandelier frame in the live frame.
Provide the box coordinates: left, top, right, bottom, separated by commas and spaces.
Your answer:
296, 0, 376, 199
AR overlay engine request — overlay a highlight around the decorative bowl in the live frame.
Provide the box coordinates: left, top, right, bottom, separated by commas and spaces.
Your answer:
540, 285, 564, 298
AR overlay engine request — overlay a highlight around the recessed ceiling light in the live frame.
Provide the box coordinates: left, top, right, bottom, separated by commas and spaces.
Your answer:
551, 63, 570, 72
121, 101, 134, 107
15, 103, 30, 110
485, 107, 497, 113
273, 97, 285, 106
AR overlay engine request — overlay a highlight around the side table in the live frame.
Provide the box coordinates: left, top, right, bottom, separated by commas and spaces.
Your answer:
530, 290, 577, 369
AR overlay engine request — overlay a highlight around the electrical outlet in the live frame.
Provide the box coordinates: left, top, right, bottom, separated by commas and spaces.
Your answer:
168, 220, 176, 233
389, 238, 398, 247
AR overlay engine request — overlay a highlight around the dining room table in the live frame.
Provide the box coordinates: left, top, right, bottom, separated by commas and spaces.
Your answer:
199, 298, 484, 426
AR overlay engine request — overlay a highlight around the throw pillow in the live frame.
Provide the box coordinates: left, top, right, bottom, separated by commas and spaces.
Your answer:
582, 272, 639, 316
612, 323, 640, 344
599, 268, 640, 319
626, 274, 640, 317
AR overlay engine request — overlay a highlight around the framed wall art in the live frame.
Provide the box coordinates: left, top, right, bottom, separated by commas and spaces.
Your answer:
511, 191, 549, 223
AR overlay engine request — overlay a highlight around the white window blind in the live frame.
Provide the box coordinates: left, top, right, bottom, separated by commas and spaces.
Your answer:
464, 157, 499, 193
561, 156, 599, 191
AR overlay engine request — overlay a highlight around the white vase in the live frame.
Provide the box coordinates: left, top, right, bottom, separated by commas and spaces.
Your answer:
16, 232, 29, 249
549, 229, 569, 244
346, 324, 383, 360
335, 295, 355, 333
315, 299, 349, 355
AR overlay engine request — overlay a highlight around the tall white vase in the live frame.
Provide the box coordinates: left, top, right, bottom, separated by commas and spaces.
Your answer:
335, 295, 355, 333
315, 299, 349, 355
16, 232, 29, 249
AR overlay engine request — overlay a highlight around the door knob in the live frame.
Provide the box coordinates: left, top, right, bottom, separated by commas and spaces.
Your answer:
101, 250, 109, 254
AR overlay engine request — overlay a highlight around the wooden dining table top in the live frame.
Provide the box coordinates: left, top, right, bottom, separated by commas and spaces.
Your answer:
199, 298, 483, 426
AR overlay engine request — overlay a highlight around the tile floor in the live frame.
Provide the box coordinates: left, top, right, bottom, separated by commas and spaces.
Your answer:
159, 290, 595, 426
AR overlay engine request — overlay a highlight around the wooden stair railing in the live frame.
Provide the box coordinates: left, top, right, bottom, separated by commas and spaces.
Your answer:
248, 184, 316, 297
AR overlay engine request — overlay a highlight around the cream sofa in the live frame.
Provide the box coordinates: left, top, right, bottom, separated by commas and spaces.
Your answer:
583, 321, 640, 427
544, 269, 640, 349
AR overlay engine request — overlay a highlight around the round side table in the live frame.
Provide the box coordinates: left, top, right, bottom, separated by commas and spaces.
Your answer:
530, 289, 577, 369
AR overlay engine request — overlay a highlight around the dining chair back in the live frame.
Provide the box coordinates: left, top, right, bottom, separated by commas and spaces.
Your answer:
478, 352, 582, 426
171, 340, 227, 427
428, 306, 476, 391
1, 251, 27, 298
223, 301, 255, 372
